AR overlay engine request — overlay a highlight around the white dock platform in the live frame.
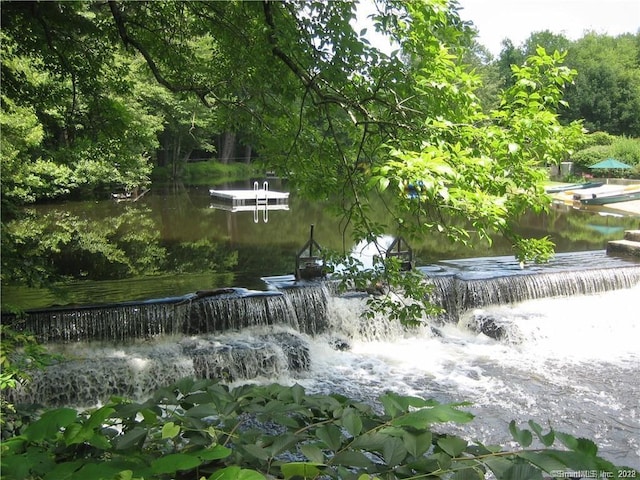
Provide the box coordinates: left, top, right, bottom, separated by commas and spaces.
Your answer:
209, 182, 290, 222
209, 181, 290, 208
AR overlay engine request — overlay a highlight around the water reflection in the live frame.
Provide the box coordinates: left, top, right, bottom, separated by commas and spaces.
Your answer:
2, 182, 638, 311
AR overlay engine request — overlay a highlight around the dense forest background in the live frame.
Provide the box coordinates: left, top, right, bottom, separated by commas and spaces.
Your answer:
2, 0, 639, 291
2, 2, 639, 213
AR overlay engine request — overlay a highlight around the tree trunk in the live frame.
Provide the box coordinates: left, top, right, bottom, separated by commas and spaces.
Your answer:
242, 144, 252, 164
219, 131, 236, 164
172, 136, 182, 179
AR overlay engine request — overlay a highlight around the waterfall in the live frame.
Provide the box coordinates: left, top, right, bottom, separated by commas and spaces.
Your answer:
423, 255, 640, 322
7, 343, 195, 407
10, 301, 192, 343
279, 284, 331, 334
5, 252, 640, 411
456, 267, 640, 312
188, 291, 300, 333
6, 287, 325, 408
7, 326, 311, 408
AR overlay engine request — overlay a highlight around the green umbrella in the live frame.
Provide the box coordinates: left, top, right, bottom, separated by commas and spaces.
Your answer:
589, 158, 632, 170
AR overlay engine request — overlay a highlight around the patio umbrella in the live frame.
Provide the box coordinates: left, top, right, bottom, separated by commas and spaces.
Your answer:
589, 158, 632, 170
589, 158, 632, 183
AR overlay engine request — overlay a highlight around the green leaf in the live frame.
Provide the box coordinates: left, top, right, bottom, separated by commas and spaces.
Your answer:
290, 383, 305, 404
268, 433, 299, 457
555, 431, 578, 450
391, 404, 473, 428
184, 391, 215, 404
451, 467, 485, 480
152, 453, 202, 474
84, 406, 116, 430
575, 437, 598, 456
186, 404, 220, 418
162, 421, 181, 439
402, 430, 432, 457
517, 451, 570, 472
88, 432, 112, 450
236, 470, 267, 480
382, 436, 407, 466
113, 427, 147, 450
483, 455, 515, 480
437, 436, 467, 457
209, 466, 241, 480
351, 431, 387, 452
281, 462, 323, 479
270, 414, 300, 429
503, 461, 543, 480
316, 424, 342, 450
43, 460, 86, 480
331, 450, 375, 468
509, 421, 533, 448
75, 462, 139, 480
428, 451, 452, 470
300, 444, 324, 464
209, 466, 266, 480
62, 422, 84, 445
528, 420, 554, 447
197, 444, 232, 461
243, 444, 271, 460
341, 407, 363, 437
24, 408, 78, 442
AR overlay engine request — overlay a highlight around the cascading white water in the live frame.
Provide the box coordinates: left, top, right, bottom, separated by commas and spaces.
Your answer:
9, 325, 311, 407
7, 252, 640, 468
290, 283, 640, 469
17, 301, 191, 342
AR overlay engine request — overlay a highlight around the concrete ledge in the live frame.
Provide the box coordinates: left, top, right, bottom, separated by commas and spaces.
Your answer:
624, 230, 640, 242
607, 239, 640, 258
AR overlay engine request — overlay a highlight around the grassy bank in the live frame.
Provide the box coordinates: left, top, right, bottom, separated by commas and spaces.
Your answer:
152, 161, 261, 185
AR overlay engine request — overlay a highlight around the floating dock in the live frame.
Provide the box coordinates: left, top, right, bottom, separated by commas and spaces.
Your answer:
209, 181, 290, 212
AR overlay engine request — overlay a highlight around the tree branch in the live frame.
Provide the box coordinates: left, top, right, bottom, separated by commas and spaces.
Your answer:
261, 0, 371, 120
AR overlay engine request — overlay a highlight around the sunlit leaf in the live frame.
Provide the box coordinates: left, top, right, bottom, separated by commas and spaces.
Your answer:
161, 421, 180, 439
281, 462, 323, 479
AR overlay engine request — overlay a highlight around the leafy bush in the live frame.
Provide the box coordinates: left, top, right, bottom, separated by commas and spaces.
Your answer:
609, 137, 640, 168
571, 136, 640, 177
513, 235, 556, 266
570, 145, 612, 171
0, 326, 56, 419
576, 131, 615, 149
1, 379, 636, 480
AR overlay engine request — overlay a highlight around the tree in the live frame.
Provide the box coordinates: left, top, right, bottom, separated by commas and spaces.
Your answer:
0, 2, 163, 206
137, 65, 220, 179
494, 30, 640, 136
495, 39, 526, 89
563, 32, 640, 135
1, 0, 582, 287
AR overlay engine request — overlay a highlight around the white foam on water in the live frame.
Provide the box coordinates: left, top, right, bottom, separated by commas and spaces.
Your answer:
17, 280, 640, 467
294, 284, 640, 468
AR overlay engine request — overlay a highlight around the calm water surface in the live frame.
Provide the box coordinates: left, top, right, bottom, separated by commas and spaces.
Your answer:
3, 179, 639, 311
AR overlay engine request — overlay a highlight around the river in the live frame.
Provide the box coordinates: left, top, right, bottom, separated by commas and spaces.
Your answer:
2, 179, 639, 311
3, 180, 640, 469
